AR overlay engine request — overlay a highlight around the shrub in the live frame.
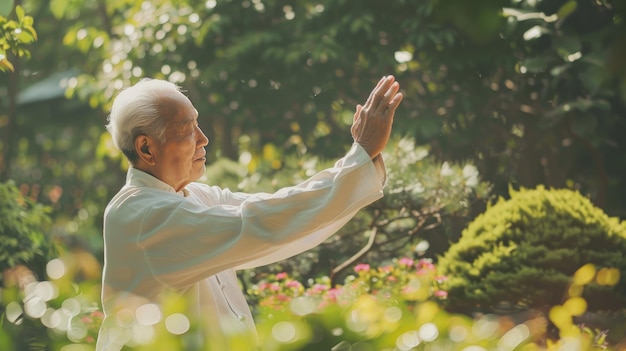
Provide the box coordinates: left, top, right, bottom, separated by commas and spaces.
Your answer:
0, 180, 55, 286
2, 255, 622, 350
437, 186, 626, 314
248, 257, 448, 313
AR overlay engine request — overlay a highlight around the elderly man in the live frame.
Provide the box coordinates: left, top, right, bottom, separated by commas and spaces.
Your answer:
96, 76, 403, 350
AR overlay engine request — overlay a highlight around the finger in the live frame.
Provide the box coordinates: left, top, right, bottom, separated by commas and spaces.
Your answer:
365, 76, 393, 109
353, 104, 362, 122
374, 81, 400, 116
369, 77, 396, 111
389, 92, 404, 110
366, 77, 386, 102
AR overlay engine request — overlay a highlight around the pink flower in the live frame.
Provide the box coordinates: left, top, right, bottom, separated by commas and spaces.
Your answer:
434, 275, 448, 282
399, 257, 414, 267
380, 265, 393, 273
86, 336, 95, 343
354, 263, 370, 273
275, 272, 288, 280
434, 290, 448, 299
276, 294, 290, 302
285, 280, 301, 289
325, 288, 342, 301
416, 259, 436, 275
259, 282, 273, 291
270, 283, 281, 291
416, 259, 435, 271
311, 284, 328, 293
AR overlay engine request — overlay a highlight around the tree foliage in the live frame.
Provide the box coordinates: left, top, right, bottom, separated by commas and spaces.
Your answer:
0, 0, 624, 280
0, 180, 54, 286
0, 5, 37, 72
422, 0, 626, 215
35, 0, 626, 218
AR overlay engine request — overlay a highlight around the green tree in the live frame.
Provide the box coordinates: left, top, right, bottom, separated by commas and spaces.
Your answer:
48, 0, 626, 218
0, 3, 38, 184
420, 0, 626, 215
0, 180, 55, 286
2, 0, 625, 270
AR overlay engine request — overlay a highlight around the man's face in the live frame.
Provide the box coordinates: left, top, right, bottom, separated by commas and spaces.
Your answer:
150, 91, 209, 192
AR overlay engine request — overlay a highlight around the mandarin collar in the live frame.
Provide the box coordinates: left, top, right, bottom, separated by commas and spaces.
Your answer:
126, 167, 189, 197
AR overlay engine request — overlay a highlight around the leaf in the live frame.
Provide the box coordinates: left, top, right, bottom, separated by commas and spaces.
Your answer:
22, 15, 33, 26
0, 57, 14, 71
17, 30, 35, 44
502, 7, 557, 22
49, 0, 68, 19
502, 8, 544, 21
553, 36, 581, 61
579, 65, 607, 93
519, 57, 550, 73
556, 0, 578, 20
523, 25, 549, 41
550, 64, 571, 77
15, 5, 24, 22
23, 25, 37, 41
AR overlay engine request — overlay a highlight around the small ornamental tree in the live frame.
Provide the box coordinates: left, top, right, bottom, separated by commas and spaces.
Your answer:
438, 186, 626, 314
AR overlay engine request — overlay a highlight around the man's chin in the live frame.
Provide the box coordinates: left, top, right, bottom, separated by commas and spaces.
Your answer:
193, 165, 206, 180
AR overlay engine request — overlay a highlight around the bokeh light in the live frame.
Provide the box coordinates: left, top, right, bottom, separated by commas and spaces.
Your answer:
396, 330, 420, 350
131, 324, 156, 345
289, 296, 316, 316
135, 303, 162, 326
5, 301, 23, 324
272, 321, 297, 343
418, 322, 439, 342
24, 296, 46, 318
41, 308, 61, 328
461, 346, 488, 351
497, 324, 529, 350
472, 314, 499, 339
61, 298, 82, 317
165, 313, 190, 335
384, 306, 403, 323
46, 258, 66, 280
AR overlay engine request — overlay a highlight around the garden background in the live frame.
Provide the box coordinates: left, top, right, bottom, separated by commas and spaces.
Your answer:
1, 0, 626, 350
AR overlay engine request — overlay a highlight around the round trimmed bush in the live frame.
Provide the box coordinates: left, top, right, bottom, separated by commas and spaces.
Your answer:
438, 186, 626, 313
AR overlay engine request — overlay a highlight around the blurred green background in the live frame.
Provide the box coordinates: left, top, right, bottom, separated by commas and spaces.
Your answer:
1, 0, 626, 348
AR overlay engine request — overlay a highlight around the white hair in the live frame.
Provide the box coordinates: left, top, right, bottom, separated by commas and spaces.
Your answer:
106, 79, 183, 163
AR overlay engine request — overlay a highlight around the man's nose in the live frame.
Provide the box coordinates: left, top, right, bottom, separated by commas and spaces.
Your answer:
197, 127, 209, 147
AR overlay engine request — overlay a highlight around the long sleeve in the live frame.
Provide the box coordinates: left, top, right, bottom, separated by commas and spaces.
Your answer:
142, 143, 383, 288
102, 143, 385, 299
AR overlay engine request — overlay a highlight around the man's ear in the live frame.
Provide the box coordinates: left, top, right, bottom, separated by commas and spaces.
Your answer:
135, 135, 156, 166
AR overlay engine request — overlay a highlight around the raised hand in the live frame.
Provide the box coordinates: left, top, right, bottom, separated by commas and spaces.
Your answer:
351, 75, 403, 159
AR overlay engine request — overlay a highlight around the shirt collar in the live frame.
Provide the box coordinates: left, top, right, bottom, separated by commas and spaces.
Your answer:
126, 167, 189, 197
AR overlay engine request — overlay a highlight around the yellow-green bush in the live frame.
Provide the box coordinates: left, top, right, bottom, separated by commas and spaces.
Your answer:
438, 186, 626, 314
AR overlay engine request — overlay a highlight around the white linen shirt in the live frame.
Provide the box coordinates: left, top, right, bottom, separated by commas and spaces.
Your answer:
96, 143, 386, 350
